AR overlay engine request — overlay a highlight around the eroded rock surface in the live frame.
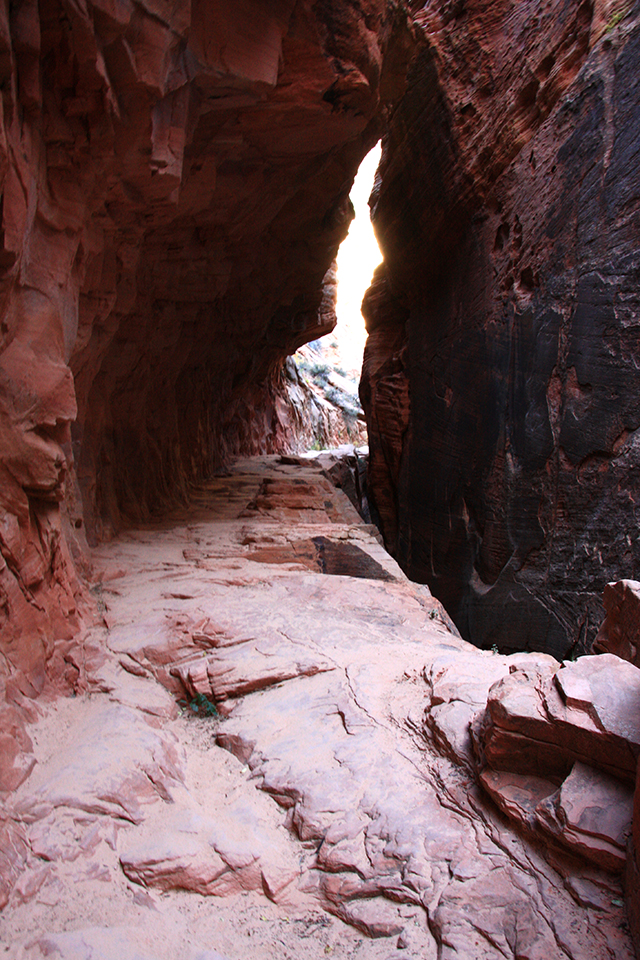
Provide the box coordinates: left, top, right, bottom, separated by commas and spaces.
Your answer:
1, 457, 634, 959
424, 641, 640, 894
0, 0, 415, 697
362, 0, 640, 658
594, 579, 640, 667
479, 654, 640, 785
628, 759, 640, 951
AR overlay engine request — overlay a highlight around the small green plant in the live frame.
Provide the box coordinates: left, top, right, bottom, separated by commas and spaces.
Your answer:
310, 362, 331, 380
179, 692, 218, 717
491, 643, 499, 655
606, 6, 628, 32
89, 582, 106, 615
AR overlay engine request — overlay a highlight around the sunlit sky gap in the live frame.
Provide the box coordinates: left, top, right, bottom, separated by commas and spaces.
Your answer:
334, 143, 383, 374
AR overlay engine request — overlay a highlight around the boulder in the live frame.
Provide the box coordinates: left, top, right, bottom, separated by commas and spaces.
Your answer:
593, 579, 640, 668
478, 655, 640, 785
535, 762, 633, 872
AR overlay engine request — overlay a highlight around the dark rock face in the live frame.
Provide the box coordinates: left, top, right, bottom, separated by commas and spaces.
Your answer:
363, 1, 640, 659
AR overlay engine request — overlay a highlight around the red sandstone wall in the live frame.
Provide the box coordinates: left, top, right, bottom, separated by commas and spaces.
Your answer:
0, 0, 415, 699
363, 0, 640, 660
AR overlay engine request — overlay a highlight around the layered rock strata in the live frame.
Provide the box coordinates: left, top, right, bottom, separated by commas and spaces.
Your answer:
592, 579, 640, 934
362, 0, 640, 658
424, 643, 640, 925
628, 760, 640, 952
0, 0, 415, 698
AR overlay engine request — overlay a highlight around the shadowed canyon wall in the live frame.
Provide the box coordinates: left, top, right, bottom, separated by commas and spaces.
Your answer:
362, 0, 640, 660
0, 0, 416, 696
2, 1, 640, 949
2, 1, 640, 711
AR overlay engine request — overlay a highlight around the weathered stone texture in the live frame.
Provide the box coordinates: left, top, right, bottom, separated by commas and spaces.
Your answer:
363, 0, 640, 659
4, 456, 631, 959
627, 758, 640, 951
593, 579, 640, 667
0, 0, 414, 687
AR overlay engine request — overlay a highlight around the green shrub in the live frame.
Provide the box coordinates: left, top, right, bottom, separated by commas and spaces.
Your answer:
179, 692, 218, 717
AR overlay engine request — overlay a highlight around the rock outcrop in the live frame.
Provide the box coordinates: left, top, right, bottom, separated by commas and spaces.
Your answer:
594, 578, 640, 667
476, 655, 640, 870
592, 579, 640, 948
2, 2, 640, 955
478, 653, 640, 785
362, 0, 640, 659
2, 456, 635, 959
0, 0, 415, 697
423, 640, 640, 923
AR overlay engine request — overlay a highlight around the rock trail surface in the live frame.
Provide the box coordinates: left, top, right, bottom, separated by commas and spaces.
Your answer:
1, 456, 635, 959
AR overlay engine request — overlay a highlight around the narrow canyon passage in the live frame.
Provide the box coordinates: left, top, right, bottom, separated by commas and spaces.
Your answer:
2, 456, 635, 959
2, 0, 640, 955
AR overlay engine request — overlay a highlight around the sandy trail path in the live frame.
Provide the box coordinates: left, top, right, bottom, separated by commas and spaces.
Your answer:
0, 455, 633, 960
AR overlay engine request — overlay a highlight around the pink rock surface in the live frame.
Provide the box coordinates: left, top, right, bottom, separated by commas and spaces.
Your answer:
423, 631, 640, 918
0, 704, 36, 794
479, 769, 556, 832
18, 927, 230, 960
0, 820, 30, 911
423, 648, 558, 770
2, 456, 633, 959
479, 655, 640, 784
535, 762, 633, 872
119, 801, 299, 900
12, 702, 184, 825
472, 655, 638, 882
593, 579, 640, 668
199, 638, 335, 703
627, 758, 640, 950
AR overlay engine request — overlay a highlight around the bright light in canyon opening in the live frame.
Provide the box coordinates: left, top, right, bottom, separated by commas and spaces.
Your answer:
334, 143, 383, 374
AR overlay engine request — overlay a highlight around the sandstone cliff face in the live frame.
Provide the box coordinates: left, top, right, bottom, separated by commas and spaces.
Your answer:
0, 0, 414, 693
363, 0, 640, 659
2, 3, 640, 953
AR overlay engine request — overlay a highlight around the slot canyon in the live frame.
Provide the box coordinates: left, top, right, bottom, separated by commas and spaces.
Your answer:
2, 1, 640, 957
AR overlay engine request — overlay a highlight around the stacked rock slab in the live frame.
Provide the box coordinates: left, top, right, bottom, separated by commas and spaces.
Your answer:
478, 654, 640, 785
475, 654, 640, 915
423, 642, 640, 933
594, 579, 640, 668
362, 0, 640, 660
592, 580, 640, 947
